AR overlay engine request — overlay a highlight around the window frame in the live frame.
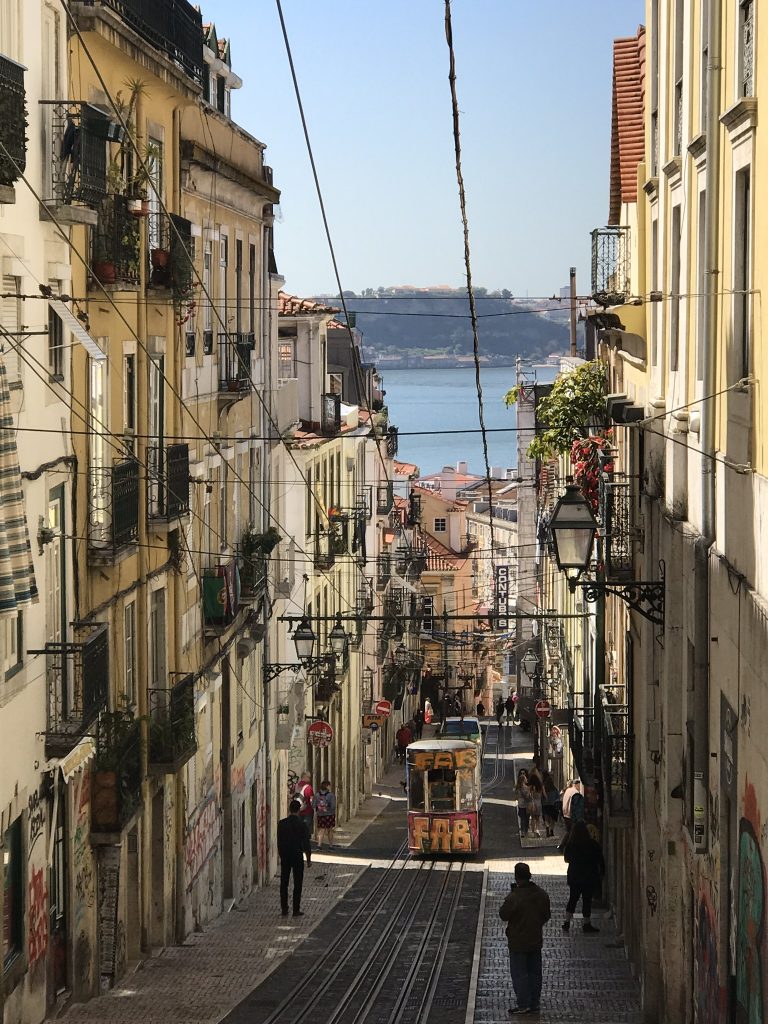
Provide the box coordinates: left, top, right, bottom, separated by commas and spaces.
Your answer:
433, 517, 447, 533
2, 815, 23, 968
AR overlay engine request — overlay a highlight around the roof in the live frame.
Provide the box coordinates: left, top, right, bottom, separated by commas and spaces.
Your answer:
423, 533, 462, 571
278, 291, 340, 317
609, 25, 646, 223
394, 460, 420, 477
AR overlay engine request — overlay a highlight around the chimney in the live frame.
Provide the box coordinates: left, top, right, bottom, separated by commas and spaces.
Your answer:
456, 461, 468, 474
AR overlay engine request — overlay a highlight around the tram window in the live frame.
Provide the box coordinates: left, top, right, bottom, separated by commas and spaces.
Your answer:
428, 769, 455, 811
458, 769, 474, 809
409, 772, 425, 810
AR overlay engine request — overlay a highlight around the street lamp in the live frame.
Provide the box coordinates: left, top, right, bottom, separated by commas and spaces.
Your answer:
548, 483, 665, 626
328, 613, 348, 660
394, 642, 409, 667
521, 650, 540, 680
292, 616, 316, 664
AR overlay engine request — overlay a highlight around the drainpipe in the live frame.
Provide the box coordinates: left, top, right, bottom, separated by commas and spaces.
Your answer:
693, 0, 722, 853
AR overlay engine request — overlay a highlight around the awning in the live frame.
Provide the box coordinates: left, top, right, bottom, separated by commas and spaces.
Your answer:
59, 737, 96, 783
0, 353, 37, 613
48, 298, 106, 361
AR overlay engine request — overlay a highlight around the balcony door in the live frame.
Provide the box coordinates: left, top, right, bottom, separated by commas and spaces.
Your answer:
88, 355, 109, 544
148, 355, 164, 514
46, 486, 67, 715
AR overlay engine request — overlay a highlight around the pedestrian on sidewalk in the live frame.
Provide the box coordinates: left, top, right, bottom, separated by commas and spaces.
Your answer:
495, 696, 505, 726
476, 700, 485, 718
505, 693, 515, 725
313, 780, 337, 849
527, 768, 544, 838
499, 862, 551, 1015
396, 722, 412, 762
413, 706, 425, 740
541, 771, 560, 838
515, 769, 530, 838
294, 772, 315, 841
557, 778, 581, 851
277, 799, 312, 917
561, 821, 604, 934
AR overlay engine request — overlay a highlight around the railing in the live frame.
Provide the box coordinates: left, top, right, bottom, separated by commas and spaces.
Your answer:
39, 625, 109, 758
202, 558, 239, 629
314, 528, 335, 571
741, 0, 755, 97
148, 674, 196, 772
147, 443, 189, 520
218, 332, 252, 392
91, 711, 143, 833
357, 580, 375, 615
0, 55, 26, 187
321, 392, 341, 435
407, 492, 421, 526
148, 211, 194, 297
600, 690, 632, 815
89, 458, 140, 551
376, 481, 394, 516
315, 674, 340, 704
568, 699, 596, 782
376, 553, 391, 589
92, 194, 140, 285
590, 225, 631, 307
386, 426, 398, 458
602, 478, 633, 580
80, 0, 204, 85
239, 547, 267, 601
42, 100, 111, 207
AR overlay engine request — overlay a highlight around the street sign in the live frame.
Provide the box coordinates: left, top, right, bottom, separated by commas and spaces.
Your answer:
535, 699, 552, 719
307, 721, 334, 747
375, 700, 392, 718
362, 714, 385, 730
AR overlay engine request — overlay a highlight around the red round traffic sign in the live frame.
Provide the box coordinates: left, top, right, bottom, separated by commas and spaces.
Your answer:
375, 700, 392, 718
535, 699, 552, 719
307, 721, 334, 747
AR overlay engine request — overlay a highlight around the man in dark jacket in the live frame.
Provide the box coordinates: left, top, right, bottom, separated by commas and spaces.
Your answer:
498, 862, 551, 1014
277, 799, 312, 917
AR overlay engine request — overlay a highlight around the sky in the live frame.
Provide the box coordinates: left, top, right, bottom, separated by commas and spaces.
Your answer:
204, 1, 645, 298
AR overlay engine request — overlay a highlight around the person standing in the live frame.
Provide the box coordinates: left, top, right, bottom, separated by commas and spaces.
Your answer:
413, 706, 425, 740
505, 693, 515, 725
495, 695, 505, 727
294, 771, 315, 841
562, 821, 604, 933
277, 799, 312, 917
396, 721, 412, 762
515, 769, 530, 838
558, 778, 581, 851
541, 770, 561, 838
499, 862, 551, 1015
313, 780, 337, 849
527, 768, 544, 838
476, 700, 486, 718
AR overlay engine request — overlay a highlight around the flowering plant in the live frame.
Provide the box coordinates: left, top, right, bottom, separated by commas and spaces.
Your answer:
570, 434, 613, 511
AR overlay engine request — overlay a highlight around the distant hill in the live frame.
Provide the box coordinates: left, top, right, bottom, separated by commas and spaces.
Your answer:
314, 288, 572, 363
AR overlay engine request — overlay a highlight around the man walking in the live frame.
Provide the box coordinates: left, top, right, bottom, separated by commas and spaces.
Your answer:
499, 862, 551, 1015
277, 799, 312, 917
558, 778, 582, 851
505, 693, 515, 726
294, 771, 315, 840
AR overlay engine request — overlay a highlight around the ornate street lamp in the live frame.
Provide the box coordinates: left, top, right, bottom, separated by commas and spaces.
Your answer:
328, 613, 348, 660
521, 650, 540, 680
292, 616, 316, 664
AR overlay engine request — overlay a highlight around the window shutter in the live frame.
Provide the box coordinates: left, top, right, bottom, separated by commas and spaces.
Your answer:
1, 275, 21, 385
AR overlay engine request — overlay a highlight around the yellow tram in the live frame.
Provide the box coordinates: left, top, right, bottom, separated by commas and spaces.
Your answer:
405, 739, 482, 854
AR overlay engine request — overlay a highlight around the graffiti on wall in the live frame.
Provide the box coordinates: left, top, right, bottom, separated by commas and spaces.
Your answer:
736, 779, 765, 1023
695, 885, 723, 1024
27, 789, 45, 860
185, 792, 220, 890
72, 770, 92, 930
28, 866, 48, 968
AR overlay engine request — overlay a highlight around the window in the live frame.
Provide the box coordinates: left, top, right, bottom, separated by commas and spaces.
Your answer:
203, 240, 213, 344
306, 466, 313, 539
89, 355, 109, 542
673, 0, 684, 156
278, 338, 296, 380
147, 138, 164, 252
149, 589, 166, 690
2, 612, 22, 678
219, 463, 227, 549
1, 275, 21, 386
739, 0, 754, 98
422, 596, 434, 633
219, 235, 228, 334
734, 167, 752, 378
249, 444, 260, 529
217, 75, 226, 115
235, 239, 243, 334
2, 816, 22, 967
248, 244, 256, 336
48, 289, 64, 378
434, 517, 447, 533
124, 353, 136, 448
651, 217, 659, 366
0, 0, 20, 62
697, 189, 707, 380
124, 601, 136, 707
670, 205, 681, 371
700, 0, 709, 130
650, 0, 660, 175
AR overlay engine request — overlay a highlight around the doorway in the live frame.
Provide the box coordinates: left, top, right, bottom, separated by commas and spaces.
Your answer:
150, 790, 165, 947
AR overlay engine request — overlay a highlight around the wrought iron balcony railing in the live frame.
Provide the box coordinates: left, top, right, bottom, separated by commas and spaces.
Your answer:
89, 457, 140, 553
602, 478, 633, 580
148, 211, 194, 299
80, 0, 204, 85
0, 55, 26, 188
91, 194, 140, 286
600, 689, 632, 815
376, 553, 391, 588
590, 225, 631, 307
42, 100, 112, 209
239, 547, 267, 602
37, 625, 109, 759
218, 332, 253, 393
148, 673, 196, 773
147, 443, 190, 521
386, 426, 398, 458
567, 698, 596, 782
91, 710, 143, 833
376, 481, 394, 516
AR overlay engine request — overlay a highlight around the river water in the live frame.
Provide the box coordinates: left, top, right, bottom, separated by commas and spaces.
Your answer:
381, 366, 521, 478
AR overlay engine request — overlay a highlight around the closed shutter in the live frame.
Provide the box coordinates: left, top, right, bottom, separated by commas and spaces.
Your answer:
1, 275, 21, 385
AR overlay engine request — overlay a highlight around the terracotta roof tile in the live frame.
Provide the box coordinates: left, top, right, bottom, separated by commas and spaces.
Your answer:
609, 25, 646, 224
278, 291, 340, 317
394, 460, 419, 476
423, 534, 462, 571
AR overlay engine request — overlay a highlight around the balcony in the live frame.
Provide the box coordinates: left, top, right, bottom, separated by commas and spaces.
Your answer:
218, 332, 253, 406
600, 689, 633, 816
314, 527, 335, 571
78, 0, 204, 85
147, 211, 194, 299
0, 55, 26, 200
602, 476, 634, 580
321, 393, 342, 436
590, 225, 630, 307
91, 709, 143, 834
89, 458, 139, 558
41, 101, 114, 225
148, 673, 196, 774
238, 549, 267, 604
315, 671, 340, 705
376, 553, 391, 589
90, 194, 141, 287
202, 557, 240, 633
39, 625, 109, 759
376, 482, 394, 516
147, 443, 190, 528
386, 427, 398, 458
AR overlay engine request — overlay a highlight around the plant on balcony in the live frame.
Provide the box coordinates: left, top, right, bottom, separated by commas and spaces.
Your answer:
240, 525, 279, 594
91, 702, 142, 831
571, 434, 614, 512
504, 360, 607, 462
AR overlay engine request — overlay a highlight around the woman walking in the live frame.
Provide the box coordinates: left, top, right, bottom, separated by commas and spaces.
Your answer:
562, 821, 605, 933
541, 770, 561, 838
313, 780, 337, 849
527, 768, 544, 838
515, 769, 530, 838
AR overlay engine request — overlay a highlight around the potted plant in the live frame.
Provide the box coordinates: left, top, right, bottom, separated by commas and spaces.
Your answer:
240, 525, 280, 594
91, 704, 140, 830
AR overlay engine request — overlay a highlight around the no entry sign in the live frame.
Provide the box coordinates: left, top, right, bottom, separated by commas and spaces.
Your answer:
375, 700, 392, 718
307, 721, 334, 747
535, 699, 552, 720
